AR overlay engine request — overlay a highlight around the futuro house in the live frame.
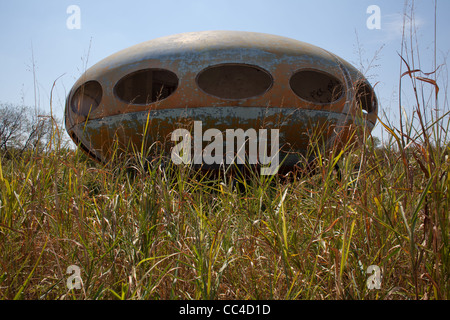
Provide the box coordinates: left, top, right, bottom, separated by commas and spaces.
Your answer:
65, 31, 377, 170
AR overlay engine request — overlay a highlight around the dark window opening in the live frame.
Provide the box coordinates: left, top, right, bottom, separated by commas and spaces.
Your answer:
114, 69, 178, 105
355, 81, 376, 114
196, 64, 272, 99
71, 81, 103, 116
289, 70, 344, 104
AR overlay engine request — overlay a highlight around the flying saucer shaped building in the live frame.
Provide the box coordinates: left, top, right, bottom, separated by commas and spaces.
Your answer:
65, 30, 377, 170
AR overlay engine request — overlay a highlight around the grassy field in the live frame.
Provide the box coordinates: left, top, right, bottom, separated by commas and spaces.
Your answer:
0, 106, 449, 300
1, 7, 449, 299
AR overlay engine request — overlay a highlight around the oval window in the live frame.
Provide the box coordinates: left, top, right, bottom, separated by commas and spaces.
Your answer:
289, 70, 344, 104
355, 81, 376, 114
196, 64, 272, 99
115, 69, 178, 105
71, 81, 103, 116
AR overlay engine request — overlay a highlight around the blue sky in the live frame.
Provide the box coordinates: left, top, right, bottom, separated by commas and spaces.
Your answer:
0, 0, 448, 140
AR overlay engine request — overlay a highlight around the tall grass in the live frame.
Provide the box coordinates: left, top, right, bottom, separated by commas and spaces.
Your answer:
0, 100, 448, 299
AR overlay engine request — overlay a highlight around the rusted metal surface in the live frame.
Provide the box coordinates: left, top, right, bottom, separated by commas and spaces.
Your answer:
65, 30, 378, 167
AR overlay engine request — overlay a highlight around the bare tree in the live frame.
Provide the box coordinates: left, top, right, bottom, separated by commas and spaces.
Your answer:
0, 102, 54, 153
0, 103, 27, 151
